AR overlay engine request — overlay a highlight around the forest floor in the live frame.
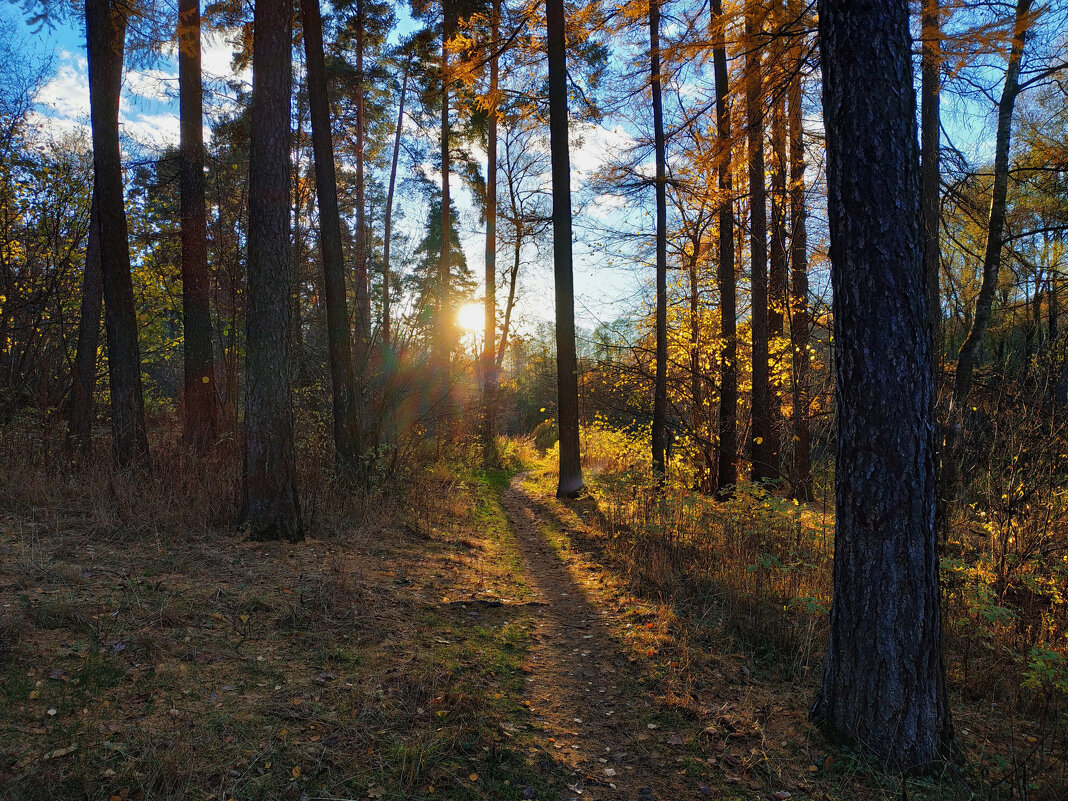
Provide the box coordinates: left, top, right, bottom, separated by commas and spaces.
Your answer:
0, 457, 990, 800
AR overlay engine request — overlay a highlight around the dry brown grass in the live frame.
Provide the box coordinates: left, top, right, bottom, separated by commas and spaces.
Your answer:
0, 419, 554, 800
524, 426, 1068, 800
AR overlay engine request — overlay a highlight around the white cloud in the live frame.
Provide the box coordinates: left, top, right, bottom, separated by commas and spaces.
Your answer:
201, 31, 244, 81
36, 50, 90, 121
588, 192, 625, 220
33, 49, 184, 150
122, 111, 179, 147
571, 123, 635, 178
25, 109, 87, 141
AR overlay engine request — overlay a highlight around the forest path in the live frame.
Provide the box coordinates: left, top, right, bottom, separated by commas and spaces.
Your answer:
500, 474, 690, 801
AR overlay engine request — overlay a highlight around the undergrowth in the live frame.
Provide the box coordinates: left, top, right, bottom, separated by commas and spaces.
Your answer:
529, 417, 1068, 799
0, 417, 569, 800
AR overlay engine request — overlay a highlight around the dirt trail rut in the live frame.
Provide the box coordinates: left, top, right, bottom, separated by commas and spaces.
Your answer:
500, 475, 685, 801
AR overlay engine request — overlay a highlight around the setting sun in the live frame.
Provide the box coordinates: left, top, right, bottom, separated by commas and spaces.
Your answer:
457, 302, 483, 334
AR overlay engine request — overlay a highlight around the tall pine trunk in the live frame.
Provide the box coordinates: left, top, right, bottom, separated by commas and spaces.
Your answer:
382, 55, 411, 349
178, 0, 219, 453
303, 0, 362, 469
812, 0, 951, 768
649, 0, 668, 482
353, 0, 370, 366
711, 0, 737, 496
69, 191, 103, 452
787, 1, 812, 502
85, 0, 150, 468
546, 0, 583, 498
241, 0, 302, 541
482, 0, 500, 464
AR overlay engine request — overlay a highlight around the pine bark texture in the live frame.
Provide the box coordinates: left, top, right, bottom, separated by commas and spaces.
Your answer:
546, 0, 583, 498
242, 0, 302, 541
649, 0, 668, 481
85, 0, 150, 468
812, 0, 951, 769
303, 0, 362, 469
711, 0, 737, 495
179, 0, 219, 452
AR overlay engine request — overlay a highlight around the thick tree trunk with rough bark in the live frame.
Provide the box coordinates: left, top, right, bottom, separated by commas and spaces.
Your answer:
787, 6, 812, 502
85, 0, 150, 469
650, 0, 668, 482
812, 0, 951, 769
745, 1, 773, 483
546, 0, 583, 498
69, 191, 103, 451
241, 0, 302, 541
482, 0, 500, 464
178, 0, 219, 453
711, 0, 736, 496
303, 0, 362, 470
